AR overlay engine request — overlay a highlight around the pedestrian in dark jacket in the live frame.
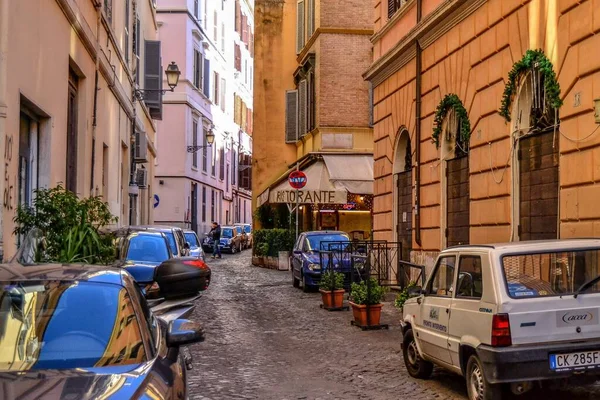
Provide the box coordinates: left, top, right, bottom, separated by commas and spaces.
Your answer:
209, 222, 222, 258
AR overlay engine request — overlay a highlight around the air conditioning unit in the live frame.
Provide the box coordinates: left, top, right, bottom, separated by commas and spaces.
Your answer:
136, 168, 148, 188
134, 131, 148, 163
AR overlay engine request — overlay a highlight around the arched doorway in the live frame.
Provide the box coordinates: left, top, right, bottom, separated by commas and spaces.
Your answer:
504, 51, 561, 241
435, 94, 471, 248
393, 127, 412, 265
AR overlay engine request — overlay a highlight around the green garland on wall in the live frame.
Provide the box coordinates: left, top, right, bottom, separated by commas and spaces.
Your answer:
432, 93, 471, 148
499, 49, 563, 122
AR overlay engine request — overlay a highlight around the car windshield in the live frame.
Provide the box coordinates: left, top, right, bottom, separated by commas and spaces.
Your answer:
222, 228, 233, 238
0, 281, 146, 371
307, 234, 350, 251
163, 231, 178, 255
502, 249, 600, 298
244, 226, 251, 233
185, 233, 199, 247
126, 234, 170, 263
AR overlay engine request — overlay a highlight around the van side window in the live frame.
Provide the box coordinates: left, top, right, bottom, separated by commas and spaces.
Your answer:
427, 256, 456, 297
457, 256, 483, 299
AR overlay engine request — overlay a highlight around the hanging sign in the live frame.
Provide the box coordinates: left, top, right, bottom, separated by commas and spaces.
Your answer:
288, 171, 307, 189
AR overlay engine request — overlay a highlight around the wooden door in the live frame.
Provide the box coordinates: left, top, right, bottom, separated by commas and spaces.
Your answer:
446, 155, 469, 247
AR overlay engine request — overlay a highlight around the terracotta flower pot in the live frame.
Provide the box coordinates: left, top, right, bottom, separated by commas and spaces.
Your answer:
349, 302, 383, 326
319, 289, 345, 309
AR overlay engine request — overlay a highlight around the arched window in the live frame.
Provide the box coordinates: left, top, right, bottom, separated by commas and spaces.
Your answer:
504, 50, 562, 241
434, 94, 471, 248
393, 127, 412, 267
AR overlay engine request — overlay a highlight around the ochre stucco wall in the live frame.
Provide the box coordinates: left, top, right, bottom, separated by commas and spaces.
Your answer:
370, 0, 600, 266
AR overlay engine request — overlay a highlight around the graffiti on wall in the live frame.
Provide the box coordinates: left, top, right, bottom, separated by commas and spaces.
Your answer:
4, 134, 13, 210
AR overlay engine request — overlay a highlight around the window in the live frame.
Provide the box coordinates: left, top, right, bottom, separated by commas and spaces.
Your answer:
126, 235, 170, 264
213, 72, 220, 105
245, 60, 248, 84
457, 256, 483, 299
192, 120, 199, 168
388, 0, 406, 19
232, 149, 237, 186
220, 78, 226, 111
211, 189, 216, 221
213, 10, 218, 42
296, 0, 305, 53
226, 164, 230, 191
250, 66, 253, 87
202, 126, 208, 172
202, 186, 207, 222
66, 69, 79, 193
235, 0, 241, 33
234, 43, 242, 72
133, 15, 141, 84
18, 110, 40, 210
219, 147, 225, 180
102, 144, 108, 199
211, 144, 216, 176
193, 49, 202, 89
104, 0, 113, 25
427, 256, 456, 297
221, 23, 225, 53
203, 0, 208, 29
124, 0, 130, 62
194, 0, 199, 18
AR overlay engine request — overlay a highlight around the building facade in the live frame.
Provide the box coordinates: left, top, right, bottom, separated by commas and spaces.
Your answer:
366, 0, 600, 271
253, 0, 374, 237
0, 0, 164, 260
155, 0, 253, 236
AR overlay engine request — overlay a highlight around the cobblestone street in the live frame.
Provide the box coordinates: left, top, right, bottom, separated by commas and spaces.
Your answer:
186, 251, 600, 400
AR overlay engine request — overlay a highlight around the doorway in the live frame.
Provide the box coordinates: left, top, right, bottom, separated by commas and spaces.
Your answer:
191, 183, 198, 233
393, 128, 412, 263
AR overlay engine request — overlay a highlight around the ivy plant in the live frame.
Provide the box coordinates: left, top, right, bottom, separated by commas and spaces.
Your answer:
499, 48, 562, 122
432, 93, 471, 148
13, 184, 118, 265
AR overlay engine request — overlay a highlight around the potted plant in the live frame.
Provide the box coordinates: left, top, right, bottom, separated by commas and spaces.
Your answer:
319, 270, 345, 309
349, 278, 386, 327
394, 281, 417, 314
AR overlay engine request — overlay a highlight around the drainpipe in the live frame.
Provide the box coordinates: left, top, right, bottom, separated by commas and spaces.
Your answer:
0, 0, 8, 258
129, 0, 139, 225
414, 0, 423, 246
91, 3, 102, 194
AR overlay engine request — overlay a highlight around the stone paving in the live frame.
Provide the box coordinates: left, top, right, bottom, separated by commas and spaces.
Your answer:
186, 251, 600, 400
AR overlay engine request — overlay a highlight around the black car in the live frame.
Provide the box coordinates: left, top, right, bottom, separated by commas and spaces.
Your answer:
0, 260, 205, 399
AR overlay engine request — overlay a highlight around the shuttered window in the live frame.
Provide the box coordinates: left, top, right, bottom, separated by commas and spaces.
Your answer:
124, 0, 130, 62
296, 0, 305, 54
285, 90, 298, 143
220, 78, 226, 111
234, 43, 242, 71
192, 120, 199, 168
214, 72, 219, 105
388, 0, 405, 19
298, 79, 307, 138
144, 40, 162, 120
235, 0, 241, 33
307, 0, 315, 38
203, 59, 210, 98
193, 49, 202, 89
249, 33, 254, 57
241, 15, 248, 43
104, 0, 113, 25
219, 147, 225, 180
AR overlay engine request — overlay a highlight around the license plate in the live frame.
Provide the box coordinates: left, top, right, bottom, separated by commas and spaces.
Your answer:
550, 351, 600, 371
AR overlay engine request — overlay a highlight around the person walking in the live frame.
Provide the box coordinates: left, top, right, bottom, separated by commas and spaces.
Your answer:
209, 222, 222, 259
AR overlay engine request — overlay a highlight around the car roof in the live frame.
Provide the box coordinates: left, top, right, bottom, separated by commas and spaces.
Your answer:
304, 230, 348, 236
443, 239, 600, 253
131, 225, 182, 231
0, 263, 126, 286
183, 229, 197, 234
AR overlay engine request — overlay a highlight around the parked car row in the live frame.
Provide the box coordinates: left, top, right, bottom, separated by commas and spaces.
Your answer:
1, 226, 211, 399
202, 223, 253, 254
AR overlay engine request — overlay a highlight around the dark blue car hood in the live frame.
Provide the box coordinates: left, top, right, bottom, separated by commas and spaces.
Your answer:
0, 361, 175, 399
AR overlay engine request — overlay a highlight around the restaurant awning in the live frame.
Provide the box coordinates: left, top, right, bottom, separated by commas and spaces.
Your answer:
322, 155, 374, 195
257, 154, 374, 206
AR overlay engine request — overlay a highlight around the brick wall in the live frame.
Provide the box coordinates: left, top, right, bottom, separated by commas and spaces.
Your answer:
318, 33, 371, 127
320, 0, 372, 29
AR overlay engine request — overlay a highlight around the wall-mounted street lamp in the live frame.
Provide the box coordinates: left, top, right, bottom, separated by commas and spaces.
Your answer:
187, 128, 215, 152
134, 62, 181, 100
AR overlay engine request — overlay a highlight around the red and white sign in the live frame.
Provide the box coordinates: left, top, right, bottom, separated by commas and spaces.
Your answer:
288, 171, 307, 189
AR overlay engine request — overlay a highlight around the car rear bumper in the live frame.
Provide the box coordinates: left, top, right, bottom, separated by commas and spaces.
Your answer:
477, 339, 600, 384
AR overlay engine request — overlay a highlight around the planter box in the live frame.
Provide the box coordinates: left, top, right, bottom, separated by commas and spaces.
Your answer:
320, 289, 345, 309
349, 302, 383, 327
252, 256, 265, 266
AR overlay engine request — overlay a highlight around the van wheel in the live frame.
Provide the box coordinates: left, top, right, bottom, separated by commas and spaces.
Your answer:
466, 355, 502, 400
402, 329, 433, 379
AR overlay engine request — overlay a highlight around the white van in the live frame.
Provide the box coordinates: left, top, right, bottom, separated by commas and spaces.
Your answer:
401, 240, 600, 399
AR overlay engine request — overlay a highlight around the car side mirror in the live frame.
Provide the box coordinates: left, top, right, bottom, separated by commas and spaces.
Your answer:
408, 286, 423, 297
293, 250, 302, 255
167, 319, 205, 347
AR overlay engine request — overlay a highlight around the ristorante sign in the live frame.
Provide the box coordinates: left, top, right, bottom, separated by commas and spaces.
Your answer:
270, 189, 347, 204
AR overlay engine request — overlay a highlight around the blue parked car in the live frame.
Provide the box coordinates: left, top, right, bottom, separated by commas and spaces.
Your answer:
291, 231, 368, 292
